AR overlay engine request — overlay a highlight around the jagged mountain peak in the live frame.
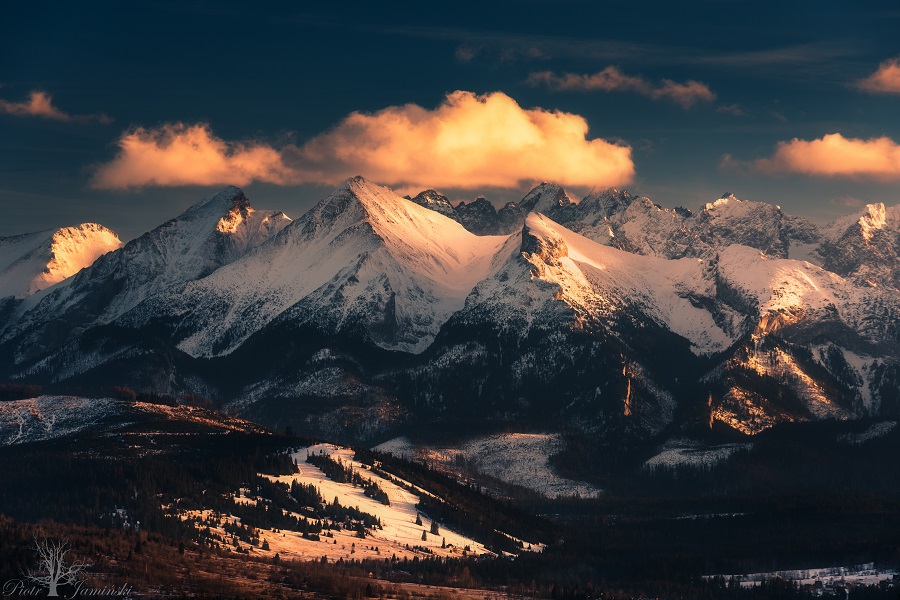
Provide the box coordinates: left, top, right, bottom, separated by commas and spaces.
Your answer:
460, 197, 505, 213
3, 178, 900, 442
703, 193, 775, 213
406, 184, 548, 237
411, 189, 448, 203
2, 188, 291, 360
817, 201, 900, 289
692, 193, 822, 259
577, 187, 636, 219
307, 177, 480, 245
520, 182, 574, 214
310, 177, 439, 223
185, 185, 252, 216
709, 192, 739, 205
834, 202, 900, 242
409, 189, 458, 220
178, 185, 290, 252
521, 214, 570, 261
454, 196, 524, 236
132, 179, 515, 359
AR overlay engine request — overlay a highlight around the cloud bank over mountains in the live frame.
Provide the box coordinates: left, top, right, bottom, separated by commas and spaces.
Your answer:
91, 91, 635, 192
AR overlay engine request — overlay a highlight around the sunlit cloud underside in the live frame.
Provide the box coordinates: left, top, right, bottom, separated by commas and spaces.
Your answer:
91, 91, 634, 191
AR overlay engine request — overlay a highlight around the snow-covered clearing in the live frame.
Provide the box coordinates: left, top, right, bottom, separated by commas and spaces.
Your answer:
374, 433, 601, 499
270, 444, 495, 558
837, 421, 897, 445
181, 443, 543, 563
643, 438, 750, 471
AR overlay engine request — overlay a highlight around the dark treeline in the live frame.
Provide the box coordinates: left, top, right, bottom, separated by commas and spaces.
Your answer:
0, 380, 224, 410
550, 417, 900, 501
0, 382, 43, 401
355, 444, 900, 583
0, 424, 897, 598
1, 516, 895, 599
0, 432, 298, 535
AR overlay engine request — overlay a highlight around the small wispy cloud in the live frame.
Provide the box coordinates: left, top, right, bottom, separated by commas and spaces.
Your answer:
722, 133, 900, 179
0, 90, 111, 123
857, 57, 900, 94
455, 44, 481, 62
716, 103, 745, 116
384, 24, 856, 75
830, 196, 864, 208
527, 66, 715, 109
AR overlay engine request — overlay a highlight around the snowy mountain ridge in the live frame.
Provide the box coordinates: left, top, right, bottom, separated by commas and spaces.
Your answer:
1, 186, 290, 362
817, 202, 900, 290
129, 177, 513, 357
1, 177, 898, 440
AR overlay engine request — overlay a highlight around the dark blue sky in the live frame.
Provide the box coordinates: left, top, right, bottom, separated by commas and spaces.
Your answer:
2, 0, 900, 240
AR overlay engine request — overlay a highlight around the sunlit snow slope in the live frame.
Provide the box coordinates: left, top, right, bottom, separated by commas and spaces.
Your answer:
3, 187, 290, 359
146, 177, 514, 356
0, 224, 121, 299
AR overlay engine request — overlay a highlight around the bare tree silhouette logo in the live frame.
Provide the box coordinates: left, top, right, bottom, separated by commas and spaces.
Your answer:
24, 537, 89, 597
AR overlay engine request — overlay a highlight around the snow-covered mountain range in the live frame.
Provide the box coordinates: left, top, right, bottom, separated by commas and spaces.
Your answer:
130, 177, 511, 357
1, 178, 898, 442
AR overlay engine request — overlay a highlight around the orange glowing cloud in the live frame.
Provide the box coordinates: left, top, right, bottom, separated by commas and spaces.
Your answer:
0, 90, 110, 122
858, 57, 900, 94
91, 123, 298, 189
291, 90, 634, 189
93, 91, 634, 191
527, 67, 716, 109
724, 133, 900, 179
